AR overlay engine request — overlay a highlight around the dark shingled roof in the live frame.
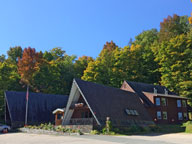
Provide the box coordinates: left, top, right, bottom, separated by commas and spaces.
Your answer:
125, 81, 177, 106
5, 91, 68, 127
75, 79, 153, 125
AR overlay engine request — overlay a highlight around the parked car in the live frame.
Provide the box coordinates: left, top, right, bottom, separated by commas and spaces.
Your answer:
0, 124, 11, 133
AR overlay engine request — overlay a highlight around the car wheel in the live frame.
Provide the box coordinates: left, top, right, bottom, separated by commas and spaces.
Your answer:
2, 128, 8, 133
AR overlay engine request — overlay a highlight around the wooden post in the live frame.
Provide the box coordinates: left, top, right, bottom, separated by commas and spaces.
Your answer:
106, 117, 110, 133
4, 93, 6, 124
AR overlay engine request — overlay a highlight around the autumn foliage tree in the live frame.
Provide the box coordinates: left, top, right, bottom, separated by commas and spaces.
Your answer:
17, 47, 43, 88
159, 14, 190, 42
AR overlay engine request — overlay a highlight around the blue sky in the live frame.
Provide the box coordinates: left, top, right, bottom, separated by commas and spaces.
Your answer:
0, 0, 191, 58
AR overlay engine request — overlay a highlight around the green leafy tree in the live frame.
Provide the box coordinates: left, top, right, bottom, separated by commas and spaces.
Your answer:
74, 56, 94, 78
7, 46, 23, 63
153, 33, 192, 100
159, 14, 190, 42
33, 53, 76, 95
0, 62, 22, 121
130, 29, 160, 84
82, 41, 121, 87
0, 55, 6, 63
50, 47, 66, 60
32, 61, 61, 94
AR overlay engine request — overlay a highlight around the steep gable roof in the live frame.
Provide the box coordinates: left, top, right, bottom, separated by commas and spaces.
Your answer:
125, 81, 177, 106
73, 79, 153, 125
5, 91, 68, 127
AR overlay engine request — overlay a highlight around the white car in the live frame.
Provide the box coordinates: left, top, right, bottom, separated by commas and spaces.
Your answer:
0, 124, 11, 133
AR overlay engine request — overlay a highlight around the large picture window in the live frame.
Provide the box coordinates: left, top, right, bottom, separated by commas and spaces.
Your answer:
183, 113, 188, 120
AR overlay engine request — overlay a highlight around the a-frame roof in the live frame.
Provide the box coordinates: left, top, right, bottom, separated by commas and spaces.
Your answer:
5, 91, 68, 127
73, 79, 153, 125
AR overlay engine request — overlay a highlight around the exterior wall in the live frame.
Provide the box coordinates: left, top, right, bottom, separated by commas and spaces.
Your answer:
71, 107, 91, 118
146, 96, 188, 124
71, 95, 92, 119
122, 82, 188, 124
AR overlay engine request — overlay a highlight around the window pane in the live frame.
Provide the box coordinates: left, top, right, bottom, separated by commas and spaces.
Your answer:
183, 113, 188, 120
178, 112, 183, 120
177, 100, 181, 107
134, 110, 139, 115
157, 111, 161, 119
156, 98, 160, 106
161, 98, 166, 106
125, 109, 131, 115
57, 114, 62, 119
182, 100, 187, 107
130, 110, 135, 115
162, 111, 167, 120
81, 112, 85, 118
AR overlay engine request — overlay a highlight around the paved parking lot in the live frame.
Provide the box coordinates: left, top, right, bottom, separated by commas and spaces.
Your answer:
0, 133, 192, 144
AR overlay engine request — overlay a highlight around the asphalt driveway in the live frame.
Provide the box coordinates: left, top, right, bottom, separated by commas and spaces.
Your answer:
0, 133, 192, 144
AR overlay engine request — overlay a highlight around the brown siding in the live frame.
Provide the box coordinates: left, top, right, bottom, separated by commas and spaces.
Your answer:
121, 81, 189, 124
146, 96, 188, 124
71, 95, 92, 119
72, 107, 91, 118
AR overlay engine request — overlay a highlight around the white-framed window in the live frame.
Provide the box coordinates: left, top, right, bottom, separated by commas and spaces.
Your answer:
162, 111, 167, 120
156, 98, 160, 106
161, 98, 167, 106
157, 111, 162, 119
182, 100, 187, 107
183, 112, 188, 120
177, 100, 181, 107
178, 112, 183, 120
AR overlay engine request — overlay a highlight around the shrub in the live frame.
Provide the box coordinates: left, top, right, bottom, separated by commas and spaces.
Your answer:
90, 130, 100, 135
77, 129, 83, 135
183, 121, 192, 133
149, 125, 160, 132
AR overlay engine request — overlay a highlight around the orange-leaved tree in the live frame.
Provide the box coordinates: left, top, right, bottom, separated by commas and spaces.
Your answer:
18, 47, 43, 88
189, 0, 192, 24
